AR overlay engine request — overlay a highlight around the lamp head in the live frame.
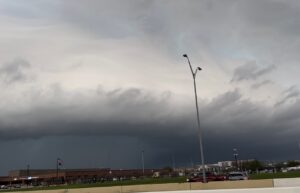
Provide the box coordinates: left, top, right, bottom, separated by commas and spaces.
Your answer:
183, 54, 188, 58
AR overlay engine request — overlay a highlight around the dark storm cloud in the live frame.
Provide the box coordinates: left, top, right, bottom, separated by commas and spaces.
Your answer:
0, 85, 190, 140
199, 91, 300, 164
0, 58, 31, 84
231, 61, 276, 82
1, 86, 300, 174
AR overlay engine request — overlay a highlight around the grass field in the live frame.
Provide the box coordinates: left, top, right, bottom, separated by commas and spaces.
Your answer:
0, 177, 186, 192
250, 171, 300, 179
2, 172, 300, 192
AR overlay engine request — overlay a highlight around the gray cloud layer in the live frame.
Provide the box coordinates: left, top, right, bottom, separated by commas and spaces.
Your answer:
251, 80, 273, 89
275, 86, 300, 107
0, 59, 31, 84
0, 85, 300, 174
231, 61, 276, 82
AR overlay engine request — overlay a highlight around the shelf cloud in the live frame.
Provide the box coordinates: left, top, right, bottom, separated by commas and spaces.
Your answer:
0, 0, 299, 175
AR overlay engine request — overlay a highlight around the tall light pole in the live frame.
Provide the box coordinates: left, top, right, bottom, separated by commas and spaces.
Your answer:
141, 150, 145, 176
26, 164, 30, 187
233, 148, 239, 171
183, 54, 206, 183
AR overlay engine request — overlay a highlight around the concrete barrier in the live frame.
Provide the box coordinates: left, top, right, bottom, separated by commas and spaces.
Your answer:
102, 180, 273, 193
10, 178, 300, 193
273, 178, 300, 187
190, 179, 273, 190
11, 186, 300, 193
10, 180, 273, 193
139, 187, 300, 193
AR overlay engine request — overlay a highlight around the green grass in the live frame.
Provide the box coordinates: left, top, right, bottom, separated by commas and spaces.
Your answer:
3, 172, 300, 192
250, 171, 300, 180
0, 177, 186, 192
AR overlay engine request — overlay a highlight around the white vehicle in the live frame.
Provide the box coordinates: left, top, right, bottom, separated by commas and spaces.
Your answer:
227, 172, 248, 180
0, 185, 8, 189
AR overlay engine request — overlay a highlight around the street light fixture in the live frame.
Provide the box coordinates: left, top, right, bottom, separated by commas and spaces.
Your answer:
183, 54, 206, 183
233, 148, 239, 171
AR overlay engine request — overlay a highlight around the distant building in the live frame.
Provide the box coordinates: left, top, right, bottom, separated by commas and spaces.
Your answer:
1, 168, 171, 185
217, 161, 233, 168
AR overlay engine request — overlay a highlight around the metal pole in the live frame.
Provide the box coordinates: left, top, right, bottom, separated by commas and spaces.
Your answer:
183, 54, 206, 183
193, 73, 207, 182
233, 148, 238, 171
172, 155, 176, 171
141, 150, 145, 176
190, 158, 194, 169
27, 164, 30, 187
56, 158, 58, 183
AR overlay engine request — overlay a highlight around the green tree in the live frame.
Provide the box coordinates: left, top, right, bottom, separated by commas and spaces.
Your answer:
243, 160, 264, 171
275, 162, 285, 170
162, 166, 173, 173
287, 160, 300, 167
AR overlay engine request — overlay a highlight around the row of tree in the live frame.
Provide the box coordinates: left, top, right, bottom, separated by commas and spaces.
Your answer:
241, 160, 300, 172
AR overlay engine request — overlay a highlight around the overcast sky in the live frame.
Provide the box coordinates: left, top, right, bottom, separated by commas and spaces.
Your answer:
0, 0, 300, 175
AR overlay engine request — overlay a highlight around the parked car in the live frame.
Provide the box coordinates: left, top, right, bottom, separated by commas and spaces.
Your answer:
227, 172, 248, 180
13, 184, 21, 188
0, 185, 8, 189
187, 172, 226, 182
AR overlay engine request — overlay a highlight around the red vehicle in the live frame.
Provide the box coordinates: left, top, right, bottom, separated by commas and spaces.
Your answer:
186, 172, 226, 182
